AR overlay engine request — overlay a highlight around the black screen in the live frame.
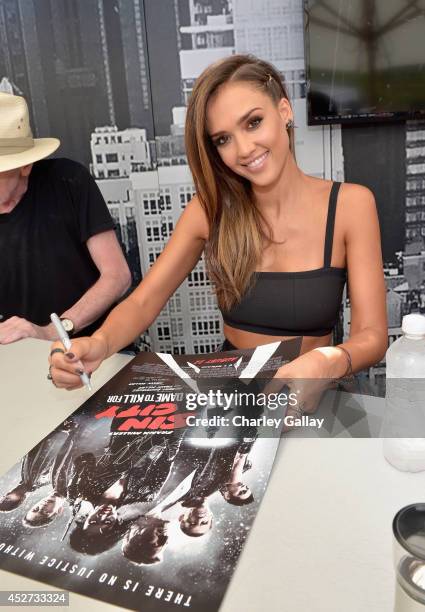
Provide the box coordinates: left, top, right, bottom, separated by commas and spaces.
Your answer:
304, 0, 425, 125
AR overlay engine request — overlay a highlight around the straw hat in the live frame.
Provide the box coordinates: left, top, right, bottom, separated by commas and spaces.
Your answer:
0, 92, 60, 172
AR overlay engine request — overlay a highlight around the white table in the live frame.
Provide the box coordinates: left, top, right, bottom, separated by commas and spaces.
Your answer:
1, 339, 424, 612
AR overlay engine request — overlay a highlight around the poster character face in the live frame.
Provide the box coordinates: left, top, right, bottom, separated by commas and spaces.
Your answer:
69, 505, 126, 556
23, 494, 65, 527
82, 504, 118, 536
122, 519, 169, 565
0, 484, 29, 512
219, 482, 254, 506
179, 505, 213, 538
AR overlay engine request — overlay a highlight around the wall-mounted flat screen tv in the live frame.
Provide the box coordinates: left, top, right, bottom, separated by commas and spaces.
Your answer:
304, 0, 425, 125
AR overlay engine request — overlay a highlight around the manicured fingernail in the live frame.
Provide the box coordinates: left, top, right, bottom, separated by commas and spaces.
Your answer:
65, 352, 75, 359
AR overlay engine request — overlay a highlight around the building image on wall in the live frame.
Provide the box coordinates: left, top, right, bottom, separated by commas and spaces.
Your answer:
233, 0, 305, 100
178, 0, 234, 103
132, 163, 222, 354
90, 108, 222, 354
0, 0, 154, 166
405, 124, 425, 247
367, 120, 425, 385
91, 127, 146, 287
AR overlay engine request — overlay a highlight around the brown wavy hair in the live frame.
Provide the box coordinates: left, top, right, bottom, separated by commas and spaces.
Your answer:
185, 54, 295, 311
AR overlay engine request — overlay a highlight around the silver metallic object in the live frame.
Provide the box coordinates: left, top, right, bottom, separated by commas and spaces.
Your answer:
393, 504, 425, 610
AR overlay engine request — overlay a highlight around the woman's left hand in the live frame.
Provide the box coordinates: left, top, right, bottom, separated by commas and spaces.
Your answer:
265, 349, 339, 431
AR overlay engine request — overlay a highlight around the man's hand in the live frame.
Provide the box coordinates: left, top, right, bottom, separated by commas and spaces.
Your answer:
0, 316, 53, 344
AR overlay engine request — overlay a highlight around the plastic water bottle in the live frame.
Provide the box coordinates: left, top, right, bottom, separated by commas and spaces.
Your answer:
382, 314, 425, 472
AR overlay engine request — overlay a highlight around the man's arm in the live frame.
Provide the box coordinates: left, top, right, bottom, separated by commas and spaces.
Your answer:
45, 229, 131, 338
0, 230, 131, 344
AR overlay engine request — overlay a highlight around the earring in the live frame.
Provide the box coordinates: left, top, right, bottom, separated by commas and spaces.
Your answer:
286, 119, 294, 129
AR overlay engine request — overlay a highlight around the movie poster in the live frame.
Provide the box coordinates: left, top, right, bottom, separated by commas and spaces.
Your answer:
0, 340, 300, 611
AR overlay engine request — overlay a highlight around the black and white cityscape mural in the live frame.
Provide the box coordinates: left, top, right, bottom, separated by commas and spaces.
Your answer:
1, 0, 423, 387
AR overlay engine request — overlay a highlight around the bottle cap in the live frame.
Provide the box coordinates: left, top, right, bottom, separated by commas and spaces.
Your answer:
402, 314, 425, 336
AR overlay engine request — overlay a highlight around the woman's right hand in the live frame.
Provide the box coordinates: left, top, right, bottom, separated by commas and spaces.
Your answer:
48, 335, 108, 390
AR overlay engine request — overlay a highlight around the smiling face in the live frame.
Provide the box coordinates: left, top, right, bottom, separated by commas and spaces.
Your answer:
206, 82, 293, 189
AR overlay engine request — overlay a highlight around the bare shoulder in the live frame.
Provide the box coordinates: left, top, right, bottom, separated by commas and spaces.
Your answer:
338, 182, 376, 212
338, 182, 379, 239
178, 194, 210, 241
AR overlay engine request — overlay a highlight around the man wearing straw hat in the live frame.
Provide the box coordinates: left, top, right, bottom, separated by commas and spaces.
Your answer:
0, 92, 131, 344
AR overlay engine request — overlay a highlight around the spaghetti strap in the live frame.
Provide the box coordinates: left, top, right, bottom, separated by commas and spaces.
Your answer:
323, 181, 341, 268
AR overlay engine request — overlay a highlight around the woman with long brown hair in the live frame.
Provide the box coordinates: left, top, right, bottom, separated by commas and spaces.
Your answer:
49, 54, 387, 396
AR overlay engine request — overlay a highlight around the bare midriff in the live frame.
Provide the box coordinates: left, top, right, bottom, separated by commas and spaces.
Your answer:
223, 323, 332, 355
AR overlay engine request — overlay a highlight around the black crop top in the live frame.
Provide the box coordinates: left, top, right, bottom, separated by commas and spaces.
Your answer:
221, 182, 347, 337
